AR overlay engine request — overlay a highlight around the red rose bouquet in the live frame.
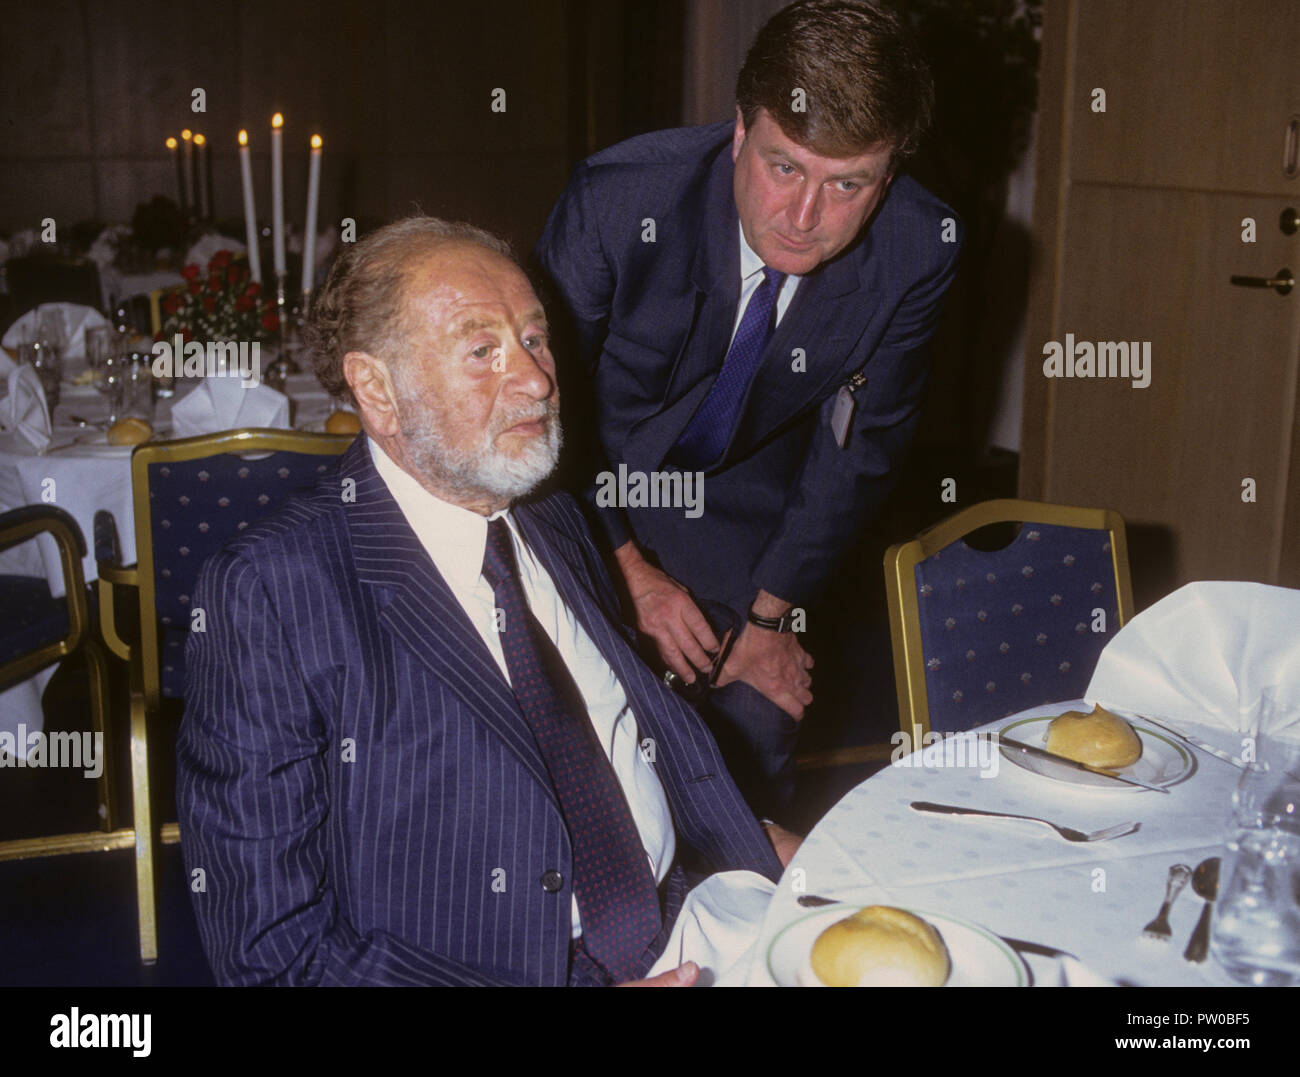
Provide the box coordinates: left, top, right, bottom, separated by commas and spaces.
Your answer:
158, 250, 279, 343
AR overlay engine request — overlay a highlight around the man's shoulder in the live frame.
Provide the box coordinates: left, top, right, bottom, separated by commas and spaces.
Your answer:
581, 121, 733, 177
869, 173, 963, 267
199, 465, 350, 586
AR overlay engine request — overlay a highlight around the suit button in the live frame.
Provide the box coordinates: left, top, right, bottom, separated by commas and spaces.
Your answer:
541, 870, 564, 893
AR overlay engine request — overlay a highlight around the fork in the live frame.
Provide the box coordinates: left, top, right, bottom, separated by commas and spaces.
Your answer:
1142, 863, 1192, 940
909, 801, 1139, 843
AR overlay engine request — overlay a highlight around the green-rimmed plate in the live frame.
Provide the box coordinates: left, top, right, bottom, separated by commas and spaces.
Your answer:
999, 714, 1194, 792
766, 905, 1029, 987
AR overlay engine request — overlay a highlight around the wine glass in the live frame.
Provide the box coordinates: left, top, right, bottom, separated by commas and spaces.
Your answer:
93, 350, 125, 426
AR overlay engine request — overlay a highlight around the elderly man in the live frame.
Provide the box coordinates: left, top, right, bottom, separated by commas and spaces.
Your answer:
536, 0, 961, 818
176, 217, 791, 987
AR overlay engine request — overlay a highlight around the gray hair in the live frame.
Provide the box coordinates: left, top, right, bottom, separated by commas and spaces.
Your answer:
306, 216, 515, 403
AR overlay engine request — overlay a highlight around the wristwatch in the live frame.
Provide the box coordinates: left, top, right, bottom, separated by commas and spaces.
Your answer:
747, 608, 798, 633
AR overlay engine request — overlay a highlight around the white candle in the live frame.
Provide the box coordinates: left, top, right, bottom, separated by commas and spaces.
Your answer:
180, 129, 194, 216
271, 112, 285, 276
238, 130, 263, 283
166, 137, 184, 208
302, 135, 323, 299
193, 133, 208, 219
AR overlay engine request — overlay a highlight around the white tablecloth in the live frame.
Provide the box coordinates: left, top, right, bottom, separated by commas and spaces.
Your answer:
0, 356, 333, 595
750, 699, 1245, 987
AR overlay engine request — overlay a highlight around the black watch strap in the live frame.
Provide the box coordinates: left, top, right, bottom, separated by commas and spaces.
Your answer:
747, 609, 797, 633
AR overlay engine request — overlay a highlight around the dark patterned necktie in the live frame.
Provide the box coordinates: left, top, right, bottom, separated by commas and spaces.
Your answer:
671, 265, 786, 468
481, 516, 661, 983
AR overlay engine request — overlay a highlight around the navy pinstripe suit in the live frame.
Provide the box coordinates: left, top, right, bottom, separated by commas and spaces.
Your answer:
177, 436, 781, 986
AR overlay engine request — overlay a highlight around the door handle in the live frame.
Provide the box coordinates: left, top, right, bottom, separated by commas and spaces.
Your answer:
1229, 267, 1294, 296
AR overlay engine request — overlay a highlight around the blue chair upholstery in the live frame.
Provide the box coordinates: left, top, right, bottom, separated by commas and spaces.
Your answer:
885, 500, 1134, 737
0, 574, 71, 665
145, 450, 341, 698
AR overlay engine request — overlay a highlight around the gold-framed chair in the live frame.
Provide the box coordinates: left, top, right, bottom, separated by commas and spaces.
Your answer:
95, 428, 353, 963
0, 505, 116, 856
884, 499, 1134, 743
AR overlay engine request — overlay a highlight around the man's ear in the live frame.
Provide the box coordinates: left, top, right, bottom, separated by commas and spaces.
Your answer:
344, 351, 401, 437
731, 104, 747, 163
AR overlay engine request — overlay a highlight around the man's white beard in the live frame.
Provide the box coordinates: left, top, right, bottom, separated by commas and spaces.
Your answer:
401, 396, 562, 503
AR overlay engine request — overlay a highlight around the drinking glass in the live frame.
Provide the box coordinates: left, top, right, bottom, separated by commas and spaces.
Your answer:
93, 351, 125, 425
1211, 706, 1300, 986
18, 339, 62, 410
85, 325, 118, 370
119, 353, 155, 424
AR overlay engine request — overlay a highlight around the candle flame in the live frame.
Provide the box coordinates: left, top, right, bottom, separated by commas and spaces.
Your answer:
181, 129, 193, 141
193, 133, 206, 146
271, 113, 284, 129
238, 129, 248, 146
311, 134, 323, 149
166, 137, 178, 150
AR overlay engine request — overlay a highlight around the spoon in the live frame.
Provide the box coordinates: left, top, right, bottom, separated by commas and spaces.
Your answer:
1183, 856, 1221, 962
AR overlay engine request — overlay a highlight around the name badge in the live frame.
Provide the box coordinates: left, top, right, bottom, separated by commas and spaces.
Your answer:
831, 372, 868, 448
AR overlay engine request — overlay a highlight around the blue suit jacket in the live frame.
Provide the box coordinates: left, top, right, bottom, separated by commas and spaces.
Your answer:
177, 436, 781, 986
536, 122, 961, 616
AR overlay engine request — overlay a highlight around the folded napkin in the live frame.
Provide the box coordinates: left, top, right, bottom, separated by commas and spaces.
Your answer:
171, 376, 290, 438
184, 234, 246, 269
1, 302, 109, 360
0, 352, 52, 453
1086, 581, 1300, 737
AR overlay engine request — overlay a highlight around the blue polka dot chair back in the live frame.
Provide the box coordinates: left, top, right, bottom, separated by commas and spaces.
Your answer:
131, 430, 353, 712
884, 500, 1134, 737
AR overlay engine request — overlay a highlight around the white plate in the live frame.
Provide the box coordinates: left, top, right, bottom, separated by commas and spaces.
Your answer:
999, 714, 1194, 792
766, 906, 1029, 987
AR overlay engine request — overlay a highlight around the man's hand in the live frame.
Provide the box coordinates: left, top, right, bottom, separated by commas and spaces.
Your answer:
716, 623, 813, 720
618, 961, 699, 987
614, 541, 719, 682
763, 822, 803, 868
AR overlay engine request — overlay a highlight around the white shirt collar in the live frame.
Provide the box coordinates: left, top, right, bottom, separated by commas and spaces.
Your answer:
738, 220, 802, 288
366, 435, 510, 598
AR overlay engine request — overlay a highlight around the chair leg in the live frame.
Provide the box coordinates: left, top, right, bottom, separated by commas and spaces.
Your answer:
83, 640, 115, 833
127, 675, 158, 965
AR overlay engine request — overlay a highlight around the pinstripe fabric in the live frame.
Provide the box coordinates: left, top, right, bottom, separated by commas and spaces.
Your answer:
177, 436, 781, 986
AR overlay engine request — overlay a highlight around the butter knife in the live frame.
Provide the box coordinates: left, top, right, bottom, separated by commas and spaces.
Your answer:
999, 734, 1170, 793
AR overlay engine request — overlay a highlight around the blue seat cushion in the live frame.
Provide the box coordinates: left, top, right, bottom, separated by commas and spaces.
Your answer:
0, 574, 70, 665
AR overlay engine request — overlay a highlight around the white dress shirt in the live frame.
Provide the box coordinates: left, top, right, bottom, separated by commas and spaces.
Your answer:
368, 438, 675, 938
728, 222, 801, 349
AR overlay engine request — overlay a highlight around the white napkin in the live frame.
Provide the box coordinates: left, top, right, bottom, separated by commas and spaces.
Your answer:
1086, 581, 1300, 737
184, 234, 246, 269
1, 302, 109, 360
646, 870, 776, 986
171, 376, 290, 438
0, 352, 52, 454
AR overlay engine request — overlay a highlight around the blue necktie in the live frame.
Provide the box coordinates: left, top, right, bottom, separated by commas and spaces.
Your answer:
671, 265, 786, 468
481, 517, 660, 983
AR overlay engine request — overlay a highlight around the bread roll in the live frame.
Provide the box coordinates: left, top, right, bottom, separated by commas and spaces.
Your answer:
1045, 705, 1142, 768
325, 409, 361, 434
106, 417, 152, 445
811, 906, 951, 987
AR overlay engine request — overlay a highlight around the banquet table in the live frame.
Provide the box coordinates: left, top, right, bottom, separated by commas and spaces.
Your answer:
0, 350, 334, 596
749, 699, 1251, 987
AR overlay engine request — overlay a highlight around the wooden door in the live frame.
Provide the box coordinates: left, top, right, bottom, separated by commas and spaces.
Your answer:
1022, 0, 1300, 601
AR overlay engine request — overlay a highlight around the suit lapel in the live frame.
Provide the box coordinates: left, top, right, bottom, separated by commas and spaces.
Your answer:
730, 226, 882, 454
623, 152, 742, 471
338, 440, 558, 804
